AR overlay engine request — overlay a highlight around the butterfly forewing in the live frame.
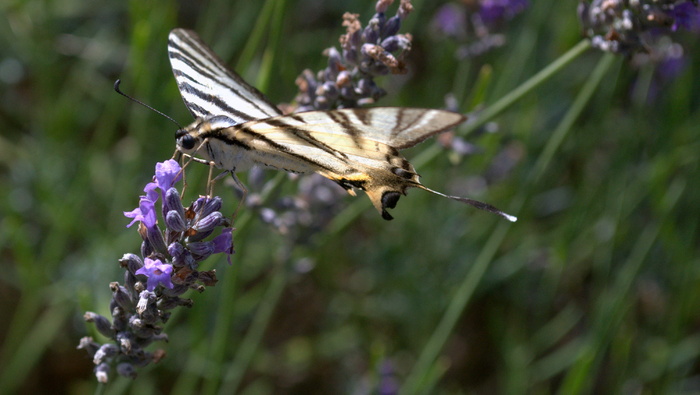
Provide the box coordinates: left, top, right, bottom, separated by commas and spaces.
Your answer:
168, 28, 281, 123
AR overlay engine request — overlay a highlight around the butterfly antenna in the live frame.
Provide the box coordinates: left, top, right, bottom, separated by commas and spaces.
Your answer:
114, 79, 183, 129
420, 186, 517, 222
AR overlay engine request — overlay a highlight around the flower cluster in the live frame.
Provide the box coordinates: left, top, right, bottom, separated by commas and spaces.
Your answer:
78, 160, 233, 382
432, 0, 530, 58
578, 0, 700, 56
293, 0, 415, 111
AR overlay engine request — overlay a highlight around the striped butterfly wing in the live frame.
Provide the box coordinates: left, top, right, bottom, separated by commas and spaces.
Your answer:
168, 28, 282, 123
169, 28, 517, 222
229, 108, 515, 220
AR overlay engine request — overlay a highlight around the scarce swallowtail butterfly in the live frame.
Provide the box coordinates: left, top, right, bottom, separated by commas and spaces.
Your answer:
168, 28, 516, 222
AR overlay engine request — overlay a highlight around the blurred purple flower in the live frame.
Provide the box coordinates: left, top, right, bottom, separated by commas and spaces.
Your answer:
433, 3, 466, 37
480, 0, 529, 25
579, 0, 700, 56
671, 1, 700, 31
432, 0, 529, 58
135, 258, 174, 291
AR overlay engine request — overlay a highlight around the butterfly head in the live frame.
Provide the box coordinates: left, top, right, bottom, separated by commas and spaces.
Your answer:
175, 128, 197, 151
175, 116, 239, 155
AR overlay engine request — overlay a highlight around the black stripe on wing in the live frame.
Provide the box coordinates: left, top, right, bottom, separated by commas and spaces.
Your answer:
168, 28, 282, 123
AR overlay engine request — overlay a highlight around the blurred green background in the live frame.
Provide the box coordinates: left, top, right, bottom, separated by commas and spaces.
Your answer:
1, 0, 699, 393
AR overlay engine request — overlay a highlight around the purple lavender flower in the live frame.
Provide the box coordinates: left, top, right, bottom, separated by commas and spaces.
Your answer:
80, 160, 233, 382
433, 3, 466, 37
124, 196, 157, 228
432, 0, 529, 58
579, 0, 700, 57
135, 258, 174, 291
293, 0, 414, 111
670, 1, 700, 31
479, 0, 530, 25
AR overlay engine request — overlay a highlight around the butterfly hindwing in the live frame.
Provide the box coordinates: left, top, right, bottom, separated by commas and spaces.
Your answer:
202, 108, 464, 219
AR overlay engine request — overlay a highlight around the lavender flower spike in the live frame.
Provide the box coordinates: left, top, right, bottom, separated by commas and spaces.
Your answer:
80, 159, 234, 382
578, 0, 700, 56
293, 0, 415, 112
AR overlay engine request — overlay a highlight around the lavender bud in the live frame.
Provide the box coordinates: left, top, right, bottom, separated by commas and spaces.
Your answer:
198, 270, 219, 287
157, 296, 184, 310
357, 78, 375, 96
111, 307, 128, 331
165, 210, 188, 232
129, 316, 160, 339
146, 226, 168, 255
193, 211, 223, 233
381, 35, 410, 52
161, 283, 190, 297
188, 228, 215, 242
336, 71, 352, 87
119, 253, 143, 275
363, 22, 380, 44
197, 196, 222, 218
93, 343, 118, 364
140, 240, 152, 261
161, 297, 194, 310
136, 290, 156, 316
382, 15, 401, 37
398, 0, 413, 19
322, 81, 339, 100
84, 312, 114, 338
110, 282, 134, 311
164, 187, 185, 218
124, 270, 139, 298
360, 43, 376, 60
95, 362, 110, 383
77, 336, 100, 357
325, 47, 342, 78
187, 241, 214, 260
168, 242, 184, 261
190, 196, 205, 214
137, 333, 169, 348
117, 363, 137, 379
343, 47, 358, 65
117, 331, 134, 354
349, 29, 362, 48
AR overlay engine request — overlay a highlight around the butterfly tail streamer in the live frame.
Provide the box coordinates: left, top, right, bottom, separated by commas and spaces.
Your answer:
420, 186, 518, 222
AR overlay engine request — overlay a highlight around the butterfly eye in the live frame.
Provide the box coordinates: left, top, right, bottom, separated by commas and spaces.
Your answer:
178, 133, 196, 150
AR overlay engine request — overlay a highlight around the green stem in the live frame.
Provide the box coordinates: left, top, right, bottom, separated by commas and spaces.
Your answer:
235, 0, 277, 72
400, 221, 512, 394
401, 44, 617, 395
530, 52, 616, 183
219, 256, 288, 394
412, 39, 593, 170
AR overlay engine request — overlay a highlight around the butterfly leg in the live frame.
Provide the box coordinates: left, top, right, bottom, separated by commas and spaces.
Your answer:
228, 171, 248, 221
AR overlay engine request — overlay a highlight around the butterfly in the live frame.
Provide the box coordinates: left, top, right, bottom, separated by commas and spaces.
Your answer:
167, 28, 516, 222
